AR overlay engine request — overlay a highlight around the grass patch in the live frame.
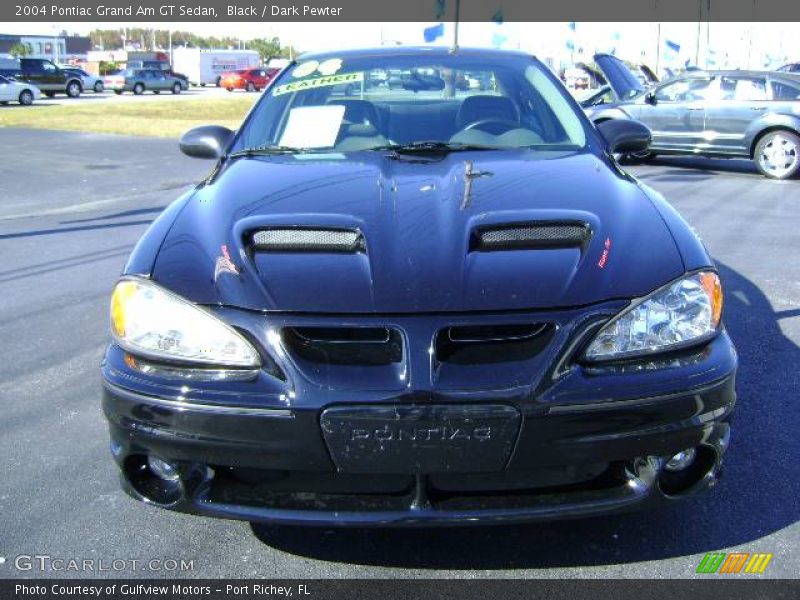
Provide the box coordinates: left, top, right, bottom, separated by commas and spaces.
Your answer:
0, 96, 257, 138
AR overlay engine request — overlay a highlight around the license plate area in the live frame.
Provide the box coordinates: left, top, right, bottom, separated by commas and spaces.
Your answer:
320, 404, 521, 474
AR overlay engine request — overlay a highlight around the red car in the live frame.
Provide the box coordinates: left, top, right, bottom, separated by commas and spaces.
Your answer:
220, 68, 278, 92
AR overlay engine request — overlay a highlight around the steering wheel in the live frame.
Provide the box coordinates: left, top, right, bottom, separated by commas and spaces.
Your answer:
459, 118, 520, 135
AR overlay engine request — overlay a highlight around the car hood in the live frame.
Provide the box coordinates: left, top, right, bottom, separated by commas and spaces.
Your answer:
593, 53, 646, 101
152, 151, 684, 313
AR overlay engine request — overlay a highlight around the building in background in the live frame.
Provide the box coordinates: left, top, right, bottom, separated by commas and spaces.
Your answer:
0, 33, 90, 63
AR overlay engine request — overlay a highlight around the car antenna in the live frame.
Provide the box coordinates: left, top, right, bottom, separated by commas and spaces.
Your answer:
450, 0, 460, 53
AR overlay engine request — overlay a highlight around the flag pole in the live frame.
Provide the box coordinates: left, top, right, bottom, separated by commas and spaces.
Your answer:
452, 0, 460, 51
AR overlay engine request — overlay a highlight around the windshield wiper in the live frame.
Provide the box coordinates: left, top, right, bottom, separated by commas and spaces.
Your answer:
373, 141, 500, 154
227, 145, 317, 158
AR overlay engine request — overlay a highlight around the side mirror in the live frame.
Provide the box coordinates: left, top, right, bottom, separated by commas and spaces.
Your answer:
179, 125, 234, 159
596, 119, 651, 155
644, 91, 657, 105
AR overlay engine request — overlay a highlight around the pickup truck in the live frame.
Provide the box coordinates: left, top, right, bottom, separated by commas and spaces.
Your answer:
0, 58, 83, 98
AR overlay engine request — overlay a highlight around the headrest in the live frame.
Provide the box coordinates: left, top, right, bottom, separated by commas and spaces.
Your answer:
328, 100, 380, 126
456, 96, 518, 129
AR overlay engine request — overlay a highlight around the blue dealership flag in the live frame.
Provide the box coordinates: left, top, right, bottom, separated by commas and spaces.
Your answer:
492, 33, 508, 48
665, 39, 681, 54
424, 23, 445, 43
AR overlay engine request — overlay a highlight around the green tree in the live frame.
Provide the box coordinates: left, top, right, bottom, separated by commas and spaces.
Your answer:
9, 42, 32, 58
248, 37, 296, 62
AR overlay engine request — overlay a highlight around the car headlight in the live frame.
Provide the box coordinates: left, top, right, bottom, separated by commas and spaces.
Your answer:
110, 278, 261, 368
584, 271, 722, 362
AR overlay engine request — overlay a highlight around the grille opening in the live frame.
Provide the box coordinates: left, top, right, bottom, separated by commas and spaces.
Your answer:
211, 468, 414, 511
436, 323, 554, 364
251, 228, 365, 253
290, 326, 391, 344
206, 463, 623, 513
473, 222, 590, 251
283, 327, 403, 365
447, 323, 548, 343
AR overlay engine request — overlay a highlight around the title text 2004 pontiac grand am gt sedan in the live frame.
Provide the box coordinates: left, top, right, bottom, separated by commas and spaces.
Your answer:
101, 47, 737, 526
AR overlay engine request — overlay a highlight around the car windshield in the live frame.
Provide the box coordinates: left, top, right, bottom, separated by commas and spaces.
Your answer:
231, 51, 587, 153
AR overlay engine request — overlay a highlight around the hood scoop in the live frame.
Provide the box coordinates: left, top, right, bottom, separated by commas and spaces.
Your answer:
251, 227, 365, 253
472, 222, 591, 252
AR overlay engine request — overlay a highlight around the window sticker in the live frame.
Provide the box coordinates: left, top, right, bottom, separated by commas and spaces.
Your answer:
316, 58, 343, 76
278, 105, 346, 148
291, 60, 319, 78
272, 72, 364, 96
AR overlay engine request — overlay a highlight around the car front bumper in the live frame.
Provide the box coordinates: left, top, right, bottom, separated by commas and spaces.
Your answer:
102, 313, 737, 526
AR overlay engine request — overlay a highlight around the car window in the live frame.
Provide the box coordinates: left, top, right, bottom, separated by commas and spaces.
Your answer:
655, 78, 715, 102
0, 75, 7, 84
771, 80, 800, 100
580, 87, 614, 107
724, 76, 767, 101
42, 62, 57, 74
233, 53, 587, 152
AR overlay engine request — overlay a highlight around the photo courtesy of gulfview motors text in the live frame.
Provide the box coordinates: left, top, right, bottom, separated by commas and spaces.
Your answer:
14, 584, 309, 596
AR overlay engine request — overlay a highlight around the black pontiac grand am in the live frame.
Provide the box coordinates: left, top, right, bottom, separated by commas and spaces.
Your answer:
102, 47, 737, 526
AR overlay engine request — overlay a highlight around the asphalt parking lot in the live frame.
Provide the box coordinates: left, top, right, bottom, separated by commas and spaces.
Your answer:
0, 128, 798, 579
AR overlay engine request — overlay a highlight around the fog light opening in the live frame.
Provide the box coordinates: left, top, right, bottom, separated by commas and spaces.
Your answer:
658, 445, 718, 498
665, 448, 697, 472
148, 455, 180, 481
124, 455, 185, 506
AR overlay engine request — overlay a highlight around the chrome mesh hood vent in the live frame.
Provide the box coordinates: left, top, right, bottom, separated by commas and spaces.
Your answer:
252, 228, 365, 253
473, 222, 591, 251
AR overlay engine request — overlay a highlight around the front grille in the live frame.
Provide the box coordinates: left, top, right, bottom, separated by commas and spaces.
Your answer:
473, 222, 590, 251
436, 323, 554, 364
251, 228, 365, 253
282, 326, 403, 365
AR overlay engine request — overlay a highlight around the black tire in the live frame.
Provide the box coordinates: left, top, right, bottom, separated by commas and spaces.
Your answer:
172, 83, 181, 95
44, 91, 56, 98
114, 90, 123, 95
18, 89, 34, 106
66, 80, 81, 98
754, 129, 800, 179
133, 83, 145, 95
200, 83, 206, 87
246, 81, 256, 93
153, 90, 160, 95
215, 77, 221, 87
0, 100, 8, 105
226, 87, 234, 92
93, 81, 104, 93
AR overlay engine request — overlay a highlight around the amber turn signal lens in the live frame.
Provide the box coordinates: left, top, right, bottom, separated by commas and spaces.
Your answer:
110, 280, 137, 337
699, 271, 723, 328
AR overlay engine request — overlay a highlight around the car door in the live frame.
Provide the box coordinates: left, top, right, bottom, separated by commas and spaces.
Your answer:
0, 76, 12, 101
40, 60, 64, 89
701, 75, 768, 155
626, 76, 715, 152
153, 71, 169, 90
142, 70, 156, 90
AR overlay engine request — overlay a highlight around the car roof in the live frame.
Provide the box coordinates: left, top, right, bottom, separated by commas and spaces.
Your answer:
677, 69, 800, 81
297, 46, 533, 61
